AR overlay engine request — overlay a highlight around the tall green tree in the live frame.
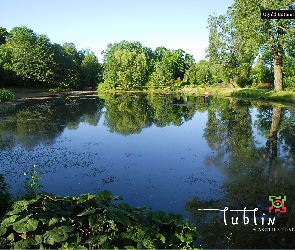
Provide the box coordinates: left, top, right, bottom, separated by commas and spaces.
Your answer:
102, 41, 149, 90
0, 27, 12, 85
4, 27, 37, 85
147, 60, 174, 89
81, 51, 102, 88
3, 27, 55, 86
31, 34, 55, 86
211, 0, 295, 90
207, 14, 255, 87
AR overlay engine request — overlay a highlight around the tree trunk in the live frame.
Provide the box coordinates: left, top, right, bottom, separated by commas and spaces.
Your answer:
263, 107, 281, 162
273, 52, 283, 91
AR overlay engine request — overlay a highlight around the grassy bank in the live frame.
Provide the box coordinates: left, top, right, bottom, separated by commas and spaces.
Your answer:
97, 86, 295, 103
4, 85, 295, 104
170, 87, 295, 103
230, 88, 295, 103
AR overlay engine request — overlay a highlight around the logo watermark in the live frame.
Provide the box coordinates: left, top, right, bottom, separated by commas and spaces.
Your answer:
198, 196, 293, 232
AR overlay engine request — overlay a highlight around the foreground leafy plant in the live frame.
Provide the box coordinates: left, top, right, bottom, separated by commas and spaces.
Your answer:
0, 175, 13, 219
0, 191, 199, 249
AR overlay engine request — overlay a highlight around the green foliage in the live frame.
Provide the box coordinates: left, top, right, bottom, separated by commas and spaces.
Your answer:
183, 60, 213, 86
22, 165, 43, 199
207, 1, 295, 91
0, 88, 14, 102
250, 53, 274, 86
283, 76, 295, 90
102, 41, 149, 90
0, 175, 13, 219
3, 27, 55, 87
147, 61, 174, 89
0, 191, 199, 249
97, 82, 112, 91
0, 27, 8, 45
102, 40, 196, 91
282, 54, 295, 90
81, 51, 102, 88
234, 75, 252, 88
206, 13, 255, 86
0, 26, 103, 90
231, 89, 295, 103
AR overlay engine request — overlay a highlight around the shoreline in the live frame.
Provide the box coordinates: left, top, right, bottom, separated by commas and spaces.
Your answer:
1, 88, 295, 107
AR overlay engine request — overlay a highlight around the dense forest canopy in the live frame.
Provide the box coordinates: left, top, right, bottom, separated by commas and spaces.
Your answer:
1, 1, 295, 91
0, 26, 101, 90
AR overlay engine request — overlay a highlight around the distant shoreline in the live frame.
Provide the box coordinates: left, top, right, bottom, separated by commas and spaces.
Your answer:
1, 88, 294, 107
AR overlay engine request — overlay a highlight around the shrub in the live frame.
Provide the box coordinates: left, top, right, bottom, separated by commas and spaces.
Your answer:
0, 191, 199, 249
0, 89, 14, 102
284, 76, 295, 90
97, 82, 112, 91
234, 76, 252, 88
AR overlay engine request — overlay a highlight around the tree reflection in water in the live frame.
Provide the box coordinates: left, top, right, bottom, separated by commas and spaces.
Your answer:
186, 99, 295, 249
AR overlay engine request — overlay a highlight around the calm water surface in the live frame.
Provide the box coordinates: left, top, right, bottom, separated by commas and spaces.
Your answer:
1, 92, 295, 248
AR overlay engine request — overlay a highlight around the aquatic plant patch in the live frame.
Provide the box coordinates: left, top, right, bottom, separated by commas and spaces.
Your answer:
0, 89, 14, 103
0, 190, 199, 249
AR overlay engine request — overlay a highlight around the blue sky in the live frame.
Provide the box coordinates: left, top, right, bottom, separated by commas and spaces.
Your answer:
1, 0, 234, 62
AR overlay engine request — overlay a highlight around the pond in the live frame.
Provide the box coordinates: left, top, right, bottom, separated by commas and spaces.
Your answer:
1, 92, 295, 248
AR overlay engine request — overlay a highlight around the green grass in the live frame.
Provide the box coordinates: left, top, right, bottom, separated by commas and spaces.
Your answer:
180, 87, 295, 103
230, 89, 295, 103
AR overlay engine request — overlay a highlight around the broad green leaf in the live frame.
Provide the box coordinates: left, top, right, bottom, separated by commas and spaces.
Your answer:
43, 227, 70, 244
124, 245, 137, 249
75, 245, 88, 249
77, 209, 96, 216
89, 214, 105, 228
60, 242, 76, 250
59, 225, 74, 232
1, 215, 18, 227
107, 208, 131, 226
112, 195, 123, 201
48, 216, 60, 226
13, 239, 30, 249
156, 233, 166, 244
13, 216, 38, 233
86, 234, 108, 246
152, 210, 166, 221
0, 227, 7, 236
37, 212, 60, 225
95, 190, 112, 200
6, 200, 31, 215
119, 202, 132, 211
7, 232, 14, 241
34, 234, 43, 245
44, 202, 61, 212
78, 193, 95, 203
37, 212, 50, 224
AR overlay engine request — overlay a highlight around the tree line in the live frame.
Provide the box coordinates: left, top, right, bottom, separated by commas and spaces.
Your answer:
1, 0, 295, 92
0, 26, 102, 89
